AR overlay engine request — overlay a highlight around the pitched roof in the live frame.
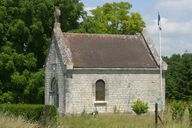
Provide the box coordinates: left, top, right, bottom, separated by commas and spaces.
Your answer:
62, 33, 158, 68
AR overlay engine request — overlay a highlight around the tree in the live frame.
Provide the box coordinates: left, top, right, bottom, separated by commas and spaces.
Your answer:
76, 2, 145, 35
0, 0, 84, 68
164, 53, 192, 101
0, 0, 84, 104
0, 45, 37, 103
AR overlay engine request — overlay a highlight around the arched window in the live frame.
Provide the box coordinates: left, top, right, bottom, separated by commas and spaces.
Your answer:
50, 78, 59, 107
96, 80, 105, 101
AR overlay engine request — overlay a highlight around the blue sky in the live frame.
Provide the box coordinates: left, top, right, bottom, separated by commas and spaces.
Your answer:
80, 0, 192, 56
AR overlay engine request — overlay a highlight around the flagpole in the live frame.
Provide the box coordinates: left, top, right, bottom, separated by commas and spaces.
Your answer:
158, 11, 164, 118
159, 29, 163, 111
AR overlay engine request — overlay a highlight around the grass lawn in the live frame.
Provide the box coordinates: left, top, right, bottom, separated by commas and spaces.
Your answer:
57, 111, 190, 128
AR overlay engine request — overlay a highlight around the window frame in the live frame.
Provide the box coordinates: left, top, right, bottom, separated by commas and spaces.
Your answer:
95, 79, 105, 101
50, 78, 59, 107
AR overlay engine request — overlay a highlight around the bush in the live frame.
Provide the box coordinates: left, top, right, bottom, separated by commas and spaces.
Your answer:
170, 100, 186, 121
0, 104, 57, 123
131, 99, 148, 115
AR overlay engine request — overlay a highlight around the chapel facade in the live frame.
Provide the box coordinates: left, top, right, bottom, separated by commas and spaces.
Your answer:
45, 8, 167, 114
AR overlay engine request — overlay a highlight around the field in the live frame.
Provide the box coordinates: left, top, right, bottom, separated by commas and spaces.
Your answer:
0, 108, 190, 128
0, 113, 38, 128
57, 111, 189, 128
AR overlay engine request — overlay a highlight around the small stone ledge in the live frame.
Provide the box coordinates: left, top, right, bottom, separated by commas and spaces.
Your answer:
94, 101, 107, 104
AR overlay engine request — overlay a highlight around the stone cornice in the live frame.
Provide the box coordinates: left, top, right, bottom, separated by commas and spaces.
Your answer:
67, 67, 164, 74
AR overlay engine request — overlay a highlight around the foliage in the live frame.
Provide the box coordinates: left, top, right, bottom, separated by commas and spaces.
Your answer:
188, 102, 192, 126
0, 104, 57, 123
76, 2, 145, 35
0, 45, 39, 103
0, 91, 14, 104
58, 0, 85, 32
163, 53, 192, 101
131, 99, 148, 115
0, 0, 84, 104
24, 69, 45, 103
170, 100, 186, 121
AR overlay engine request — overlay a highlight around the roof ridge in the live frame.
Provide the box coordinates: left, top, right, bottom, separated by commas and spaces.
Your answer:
63, 32, 142, 38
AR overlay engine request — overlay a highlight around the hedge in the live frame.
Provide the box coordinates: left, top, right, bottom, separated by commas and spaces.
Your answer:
0, 104, 57, 123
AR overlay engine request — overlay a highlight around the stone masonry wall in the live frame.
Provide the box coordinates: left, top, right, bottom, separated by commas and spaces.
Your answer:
67, 70, 165, 114
45, 39, 65, 114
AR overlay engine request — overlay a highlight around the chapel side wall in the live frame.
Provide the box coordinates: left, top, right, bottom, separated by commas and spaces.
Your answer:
68, 70, 164, 114
45, 41, 65, 113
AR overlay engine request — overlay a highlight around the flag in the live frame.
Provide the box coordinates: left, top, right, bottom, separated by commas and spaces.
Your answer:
158, 11, 162, 30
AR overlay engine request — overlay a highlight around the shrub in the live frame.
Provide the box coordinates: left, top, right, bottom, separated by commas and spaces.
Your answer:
131, 99, 148, 115
0, 91, 14, 104
0, 104, 57, 123
170, 100, 186, 121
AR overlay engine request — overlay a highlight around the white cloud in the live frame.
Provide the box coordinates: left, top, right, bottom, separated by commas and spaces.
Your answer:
148, 18, 192, 36
161, 37, 192, 56
84, 7, 96, 11
156, 0, 192, 10
84, 7, 96, 16
146, 17, 192, 56
143, 0, 192, 56
164, 20, 192, 35
156, 0, 192, 20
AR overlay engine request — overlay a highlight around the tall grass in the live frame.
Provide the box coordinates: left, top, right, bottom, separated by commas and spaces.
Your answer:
0, 112, 38, 128
0, 104, 190, 128
58, 110, 189, 128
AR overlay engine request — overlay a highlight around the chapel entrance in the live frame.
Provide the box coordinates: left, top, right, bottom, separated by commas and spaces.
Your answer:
50, 78, 59, 107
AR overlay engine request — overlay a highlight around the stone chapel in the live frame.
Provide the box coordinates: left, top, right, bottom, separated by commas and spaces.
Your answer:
45, 8, 167, 114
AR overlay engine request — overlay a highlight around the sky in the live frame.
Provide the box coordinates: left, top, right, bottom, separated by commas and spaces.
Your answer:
80, 0, 192, 56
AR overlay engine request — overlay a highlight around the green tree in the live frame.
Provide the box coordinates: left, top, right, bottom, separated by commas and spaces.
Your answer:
76, 2, 145, 34
24, 69, 45, 104
0, 0, 84, 68
164, 53, 192, 101
0, 0, 84, 104
0, 45, 37, 103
